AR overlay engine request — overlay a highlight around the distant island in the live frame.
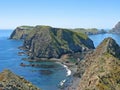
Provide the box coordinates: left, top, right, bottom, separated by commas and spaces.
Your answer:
110, 21, 120, 33
72, 28, 107, 35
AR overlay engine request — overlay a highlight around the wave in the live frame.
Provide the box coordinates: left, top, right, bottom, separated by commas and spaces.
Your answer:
59, 79, 66, 86
57, 62, 72, 88
56, 62, 72, 76
63, 64, 71, 76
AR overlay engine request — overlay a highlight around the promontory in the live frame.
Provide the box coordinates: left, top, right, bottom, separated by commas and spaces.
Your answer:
10, 25, 95, 59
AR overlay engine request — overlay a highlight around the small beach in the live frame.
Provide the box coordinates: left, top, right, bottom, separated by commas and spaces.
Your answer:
57, 58, 80, 90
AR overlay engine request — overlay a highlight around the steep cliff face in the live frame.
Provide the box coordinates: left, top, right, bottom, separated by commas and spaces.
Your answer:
10, 25, 95, 59
76, 37, 120, 90
10, 26, 34, 39
0, 69, 40, 90
24, 26, 95, 58
110, 21, 120, 33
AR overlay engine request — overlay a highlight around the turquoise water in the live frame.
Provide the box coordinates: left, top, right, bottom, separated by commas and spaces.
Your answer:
0, 30, 67, 90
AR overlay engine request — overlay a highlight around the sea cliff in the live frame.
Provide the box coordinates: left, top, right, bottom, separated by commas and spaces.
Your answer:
10, 25, 95, 59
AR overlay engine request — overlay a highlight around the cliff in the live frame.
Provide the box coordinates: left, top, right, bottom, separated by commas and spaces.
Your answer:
0, 69, 40, 90
110, 21, 120, 33
10, 25, 95, 59
9, 26, 34, 39
76, 37, 120, 90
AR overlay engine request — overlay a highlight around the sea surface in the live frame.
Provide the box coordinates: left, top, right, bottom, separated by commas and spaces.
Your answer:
89, 33, 120, 47
0, 30, 120, 90
0, 30, 68, 90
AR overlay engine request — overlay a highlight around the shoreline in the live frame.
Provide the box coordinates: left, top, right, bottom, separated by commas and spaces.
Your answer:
20, 56, 80, 90
56, 59, 80, 90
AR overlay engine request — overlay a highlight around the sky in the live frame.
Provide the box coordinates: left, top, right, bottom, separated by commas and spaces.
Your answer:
0, 0, 120, 29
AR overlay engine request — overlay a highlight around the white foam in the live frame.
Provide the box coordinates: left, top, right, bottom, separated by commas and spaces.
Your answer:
63, 64, 71, 76
59, 79, 66, 86
56, 62, 72, 87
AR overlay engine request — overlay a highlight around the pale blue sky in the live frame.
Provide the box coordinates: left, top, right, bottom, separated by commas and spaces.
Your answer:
0, 0, 120, 29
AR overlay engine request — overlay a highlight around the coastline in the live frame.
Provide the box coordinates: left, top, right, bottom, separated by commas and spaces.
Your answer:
57, 59, 80, 90
20, 53, 80, 90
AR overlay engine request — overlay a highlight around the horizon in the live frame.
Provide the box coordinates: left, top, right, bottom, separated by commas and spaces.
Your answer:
0, 0, 120, 29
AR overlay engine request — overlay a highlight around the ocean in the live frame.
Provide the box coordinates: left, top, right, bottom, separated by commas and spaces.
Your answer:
0, 30, 120, 90
0, 30, 68, 90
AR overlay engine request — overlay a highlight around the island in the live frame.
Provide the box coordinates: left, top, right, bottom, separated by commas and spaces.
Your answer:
72, 28, 107, 35
110, 21, 120, 33
10, 25, 95, 59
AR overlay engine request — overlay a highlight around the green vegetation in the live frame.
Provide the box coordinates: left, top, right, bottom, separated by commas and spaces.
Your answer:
10, 25, 94, 58
77, 38, 120, 90
0, 70, 40, 90
72, 28, 98, 34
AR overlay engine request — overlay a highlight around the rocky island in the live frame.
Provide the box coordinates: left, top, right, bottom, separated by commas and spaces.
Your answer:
110, 21, 120, 33
72, 28, 107, 35
10, 25, 95, 59
0, 69, 40, 90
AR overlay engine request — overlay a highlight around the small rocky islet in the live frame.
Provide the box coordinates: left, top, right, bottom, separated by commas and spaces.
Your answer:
8, 23, 120, 90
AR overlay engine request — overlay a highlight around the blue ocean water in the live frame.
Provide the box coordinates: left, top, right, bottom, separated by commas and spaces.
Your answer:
0, 30, 68, 90
1, 30, 120, 90
89, 33, 120, 47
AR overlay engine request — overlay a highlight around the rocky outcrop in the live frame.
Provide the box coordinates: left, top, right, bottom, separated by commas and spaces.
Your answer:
0, 69, 40, 90
110, 21, 120, 33
10, 26, 34, 39
76, 37, 120, 90
10, 25, 95, 59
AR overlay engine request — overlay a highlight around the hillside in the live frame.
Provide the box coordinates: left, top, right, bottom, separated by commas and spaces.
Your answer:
10, 25, 95, 59
76, 37, 120, 90
0, 69, 40, 90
